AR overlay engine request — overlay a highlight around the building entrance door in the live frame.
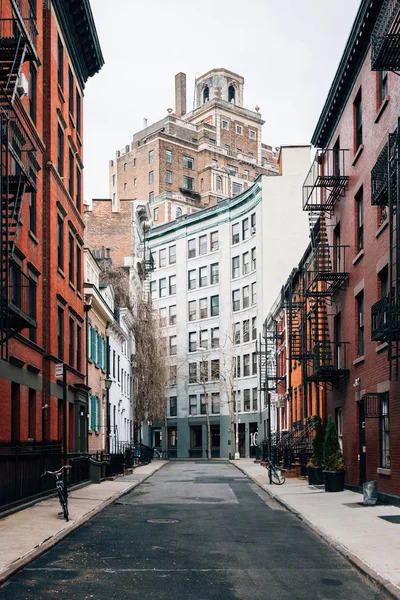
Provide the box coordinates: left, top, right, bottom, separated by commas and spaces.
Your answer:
249, 422, 258, 458
239, 423, 246, 457
358, 399, 367, 485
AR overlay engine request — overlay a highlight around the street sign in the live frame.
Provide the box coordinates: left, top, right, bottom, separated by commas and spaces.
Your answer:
55, 363, 64, 378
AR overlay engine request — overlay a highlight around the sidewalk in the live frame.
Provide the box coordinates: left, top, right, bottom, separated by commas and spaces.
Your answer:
233, 459, 400, 599
0, 460, 167, 585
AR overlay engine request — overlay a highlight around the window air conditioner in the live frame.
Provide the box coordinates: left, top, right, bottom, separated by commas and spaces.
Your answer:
251, 226, 256, 235
17, 73, 29, 98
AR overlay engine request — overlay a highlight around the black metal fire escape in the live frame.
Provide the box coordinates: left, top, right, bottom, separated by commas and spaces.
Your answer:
0, 2, 38, 357
371, 0, 400, 71
302, 148, 350, 386
137, 224, 155, 301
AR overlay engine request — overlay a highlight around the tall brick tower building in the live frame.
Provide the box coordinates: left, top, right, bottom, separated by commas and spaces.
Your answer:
108, 69, 279, 225
0, 0, 103, 485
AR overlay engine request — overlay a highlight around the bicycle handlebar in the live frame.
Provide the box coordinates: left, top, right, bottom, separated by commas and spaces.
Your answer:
41, 465, 71, 478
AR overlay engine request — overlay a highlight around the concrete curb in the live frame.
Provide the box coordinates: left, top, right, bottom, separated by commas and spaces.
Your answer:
231, 461, 400, 600
0, 461, 167, 586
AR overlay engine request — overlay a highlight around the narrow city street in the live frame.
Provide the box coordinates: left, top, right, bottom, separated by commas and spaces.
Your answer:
0, 462, 383, 600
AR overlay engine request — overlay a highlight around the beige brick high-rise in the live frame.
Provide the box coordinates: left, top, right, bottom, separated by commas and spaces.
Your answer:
109, 68, 279, 225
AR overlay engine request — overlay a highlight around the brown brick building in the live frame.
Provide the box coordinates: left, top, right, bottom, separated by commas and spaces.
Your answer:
0, 0, 103, 473
109, 69, 279, 225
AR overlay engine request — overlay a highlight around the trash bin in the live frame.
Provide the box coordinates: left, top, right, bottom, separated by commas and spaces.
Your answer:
363, 480, 378, 506
89, 457, 102, 484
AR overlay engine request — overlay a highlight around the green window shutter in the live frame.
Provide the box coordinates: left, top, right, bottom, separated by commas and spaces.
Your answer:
91, 328, 96, 362
91, 395, 96, 430
97, 397, 101, 431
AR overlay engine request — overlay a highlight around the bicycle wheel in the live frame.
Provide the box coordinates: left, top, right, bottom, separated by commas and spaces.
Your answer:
57, 487, 69, 521
270, 466, 286, 485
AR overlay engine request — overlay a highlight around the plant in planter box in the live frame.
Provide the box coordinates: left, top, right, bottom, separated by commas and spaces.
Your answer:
307, 416, 324, 485
323, 415, 346, 492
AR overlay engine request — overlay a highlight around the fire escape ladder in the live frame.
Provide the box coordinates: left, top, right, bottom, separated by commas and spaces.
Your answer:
371, 0, 400, 71
388, 121, 400, 379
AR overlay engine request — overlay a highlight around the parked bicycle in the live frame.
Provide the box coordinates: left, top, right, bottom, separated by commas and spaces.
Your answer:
41, 465, 71, 521
265, 458, 286, 485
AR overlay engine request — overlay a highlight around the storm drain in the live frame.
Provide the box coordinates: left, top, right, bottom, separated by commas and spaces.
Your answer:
146, 518, 179, 524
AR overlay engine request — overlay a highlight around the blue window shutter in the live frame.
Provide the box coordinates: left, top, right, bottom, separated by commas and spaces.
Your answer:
91, 395, 96, 430
97, 397, 101, 431
88, 324, 92, 359
91, 328, 96, 362
104, 339, 108, 373
98, 335, 103, 368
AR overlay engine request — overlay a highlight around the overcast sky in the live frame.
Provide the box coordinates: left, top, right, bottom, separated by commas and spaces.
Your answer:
83, 0, 361, 202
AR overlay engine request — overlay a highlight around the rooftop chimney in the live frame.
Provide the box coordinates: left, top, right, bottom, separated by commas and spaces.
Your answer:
175, 72, 186, 118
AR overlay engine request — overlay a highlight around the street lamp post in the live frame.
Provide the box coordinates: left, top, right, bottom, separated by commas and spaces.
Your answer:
234, 364, 240, 460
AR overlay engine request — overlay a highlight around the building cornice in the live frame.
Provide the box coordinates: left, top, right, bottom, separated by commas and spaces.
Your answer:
311, 0, 382, 148
185, 99, 265, 126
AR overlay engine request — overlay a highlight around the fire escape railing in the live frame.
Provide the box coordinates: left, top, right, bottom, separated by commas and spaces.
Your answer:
305, 244, 349, 298
371, 0, 400, 71
371, 291, 395, 341
308, 340, 350, 383
303, 148, 349, 213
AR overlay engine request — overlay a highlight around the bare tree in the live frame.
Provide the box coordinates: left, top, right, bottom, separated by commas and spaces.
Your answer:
219, 325, 238, 456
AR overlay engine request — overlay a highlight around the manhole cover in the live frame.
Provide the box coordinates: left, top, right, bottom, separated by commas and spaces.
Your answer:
378, 515, 400, 524
146, 518, 179, 524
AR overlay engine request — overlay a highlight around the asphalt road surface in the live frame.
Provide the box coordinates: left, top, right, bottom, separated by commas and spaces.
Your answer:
0, 461, 384, 600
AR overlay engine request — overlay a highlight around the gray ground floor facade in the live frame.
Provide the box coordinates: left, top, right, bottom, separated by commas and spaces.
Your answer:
143, 411, 269, 459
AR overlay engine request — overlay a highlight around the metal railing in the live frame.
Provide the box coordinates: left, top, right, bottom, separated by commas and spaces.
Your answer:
6, 267, 36, 329
303, 148, 348, 212
371, 0, 400, 71
1, 0, 38, 60
371, 292, 395, 341
310, 341, 350, 380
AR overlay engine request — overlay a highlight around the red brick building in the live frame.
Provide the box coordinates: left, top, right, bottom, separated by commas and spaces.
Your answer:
0, 0, 103, 468
304, 0, 400, 501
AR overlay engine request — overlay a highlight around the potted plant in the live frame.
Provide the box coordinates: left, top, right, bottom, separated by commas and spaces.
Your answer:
307, 416, 324, 485
322, 415, 346, 492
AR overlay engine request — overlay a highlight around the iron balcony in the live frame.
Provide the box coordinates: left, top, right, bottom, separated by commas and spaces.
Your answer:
305, 244, 349, 297
308, 340, 350, 383
371, 291, 397, 341
1, 269, 37, 338
303, 148, 348, 213
371, 0, 400, 71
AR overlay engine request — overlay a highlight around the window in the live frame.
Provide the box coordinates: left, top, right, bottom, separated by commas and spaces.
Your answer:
242, 252, 250, 275
166, 170, 172, 184
150, 280, 156, 299
252, 388, 258, 411
112, 174, 115, 187
249, 130, 256, 140
57, 125, 64, 176
29, 193, 36, 234
210, 231, 219, 251
216, 175, 222, 192
378, 70, 388, 108
188, 300, 197, 321
242, 218, 249, 240
176, 207, 182, 218
57, 306, 64, 359
211, 359, 220, 380
228, 164, 238, 177
153, 207, 158, 221
232, 223, 240, 244
380, 393, 390, 468
169, 305, 177, 325
169, 275, 176, 295
123, 163, 127, 171
188, 269, 196, 290
191, 425, 203, 447
169, 335, 177, 356
198, 235, 207, 256
235, 322, 240, 345
243, 354, 250, 376
57, 216, 63, 270
149, 191, 154, 203
76, 324, 82, 371
251, 248, 256, 270
75, 243, 81, 292
199, 266, 208, 287
76, 91, 81, 134
57, 35, 63, 89
189, 362, 197, 383
183, 175, 194, 190
200, 329, 208, 349
200, 178, 204, 191
68, 150, 74, 197
199, 297, 208, 319
235, 356, 241, 378
379, 265, 389, 298
149, 171, 154, 185
252, 352, 257, 375
189, 395, 197, 415
242, 286, 250, 308
210, 263, 219, 285
91, 326, 96, 362
189, 331, 197, 353
357, 291, 364, 356
211, 327, 219, 349
232, 289, 240, 312
200, 360, 208, 382
210, 295, 219, 316
69, 317, 74, 366
183, 156, 194, 170
244, 389, 250, 411
169, 245, 176, 264
222, 120, 229, 129
29, 63, 36, 123
159, 278, 166, 297
236, 125, 243, 135
76, 167, 81, 211
211, 393, 220, 414
68, 67, 74, 115
159, 307, 167, 327
166, 149, 172, 163
251, 213, 256, 231
200, 394, 206, 415
252, 317, 257, 340
170, 396, 177, 417
232, 256, 240, 279
356, 187, 364, 252
134, 178, 137, 187
232, 182, 242, 196
243, 320, 250, 343
28, 278, 37, 342
228, 85, 235, 103
159, 248, 167, 267
149, 150, 154, 164
244, 169, 249, 180
251, 282, 257, 305
188, 238, 196, 258
354, 88, 362, 151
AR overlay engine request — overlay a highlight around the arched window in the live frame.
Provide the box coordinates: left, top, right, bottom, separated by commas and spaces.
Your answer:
176, 207, 182, 218
200, 178, 204, 192
216, 175, 222, 192
203, 86, 209, 103
228, 85, 235, 104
